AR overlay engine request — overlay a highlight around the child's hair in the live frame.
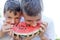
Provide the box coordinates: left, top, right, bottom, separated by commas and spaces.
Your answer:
21, 0, 43, 16
4, 0, 22, 15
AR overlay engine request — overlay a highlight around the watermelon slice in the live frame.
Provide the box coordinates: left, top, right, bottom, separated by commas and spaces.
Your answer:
12, 22, 41, 37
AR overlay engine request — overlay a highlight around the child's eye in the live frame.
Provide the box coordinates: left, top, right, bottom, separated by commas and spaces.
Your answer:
27, 20, 32, 22
8, 17, 11, 19
15, 17, 20, 19
36, 19, 40, 21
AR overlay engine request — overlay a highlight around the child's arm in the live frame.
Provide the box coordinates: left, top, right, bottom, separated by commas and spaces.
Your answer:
0, 30, 4, 38
0, 20, 13, 37
39, 22, 48, 40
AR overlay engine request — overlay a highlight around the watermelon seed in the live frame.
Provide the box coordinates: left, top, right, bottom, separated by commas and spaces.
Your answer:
34, 32, 37, 35
29, 34, 32, 37
14, 33, 17, 36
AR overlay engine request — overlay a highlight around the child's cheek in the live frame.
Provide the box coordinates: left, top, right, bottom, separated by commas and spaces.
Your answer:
37, 20, 41, 23
15, 19, 20, 25
5, 19, 11, 24
25, 22, 31, 25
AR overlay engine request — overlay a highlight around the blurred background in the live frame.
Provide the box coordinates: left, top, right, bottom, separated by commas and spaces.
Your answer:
0, 0, 60, 40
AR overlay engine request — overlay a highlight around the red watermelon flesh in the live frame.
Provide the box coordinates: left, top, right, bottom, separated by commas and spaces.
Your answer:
12, 22, 41, 35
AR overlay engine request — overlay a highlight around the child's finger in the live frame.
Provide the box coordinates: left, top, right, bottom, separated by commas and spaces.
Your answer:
3, 20, 10, 25
3, 20, 10, 26
41, 22, 48, 27
39, 27, 44, 33
2, 24, 13, 33
6, 24, 14, 29
40, 24, 46, 31
2, 29, 11, 32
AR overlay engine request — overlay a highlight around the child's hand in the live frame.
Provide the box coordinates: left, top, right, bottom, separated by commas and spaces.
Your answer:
13, 36, 21, 40
1, 20, 13, 36
24, 37, 31, 40
12, 34, 22, 40
39, 22, 48, 40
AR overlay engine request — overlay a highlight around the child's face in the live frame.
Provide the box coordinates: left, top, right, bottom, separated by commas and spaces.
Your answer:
23, 13, 41, 26
4, 11, 21, 25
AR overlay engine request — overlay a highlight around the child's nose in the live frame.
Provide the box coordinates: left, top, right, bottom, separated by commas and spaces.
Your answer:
32, 22, 37, 26
11, 19, 15, 25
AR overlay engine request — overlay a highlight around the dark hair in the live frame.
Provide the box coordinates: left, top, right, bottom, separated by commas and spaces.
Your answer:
6, 0, 19, 2
4, 0, 22, 15
21, 0, 43, 16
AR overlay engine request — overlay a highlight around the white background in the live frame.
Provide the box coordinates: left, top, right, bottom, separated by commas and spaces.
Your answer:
43, 0, 60, 38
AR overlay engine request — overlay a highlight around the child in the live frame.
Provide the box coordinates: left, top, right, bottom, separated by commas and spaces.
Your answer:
21, 0, 55, 40
0, 0, 22, 40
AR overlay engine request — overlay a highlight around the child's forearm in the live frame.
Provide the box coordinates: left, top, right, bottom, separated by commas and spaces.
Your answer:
0, 30, 5, 38
24, 37, 31, 40
40, 35, 48, 40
